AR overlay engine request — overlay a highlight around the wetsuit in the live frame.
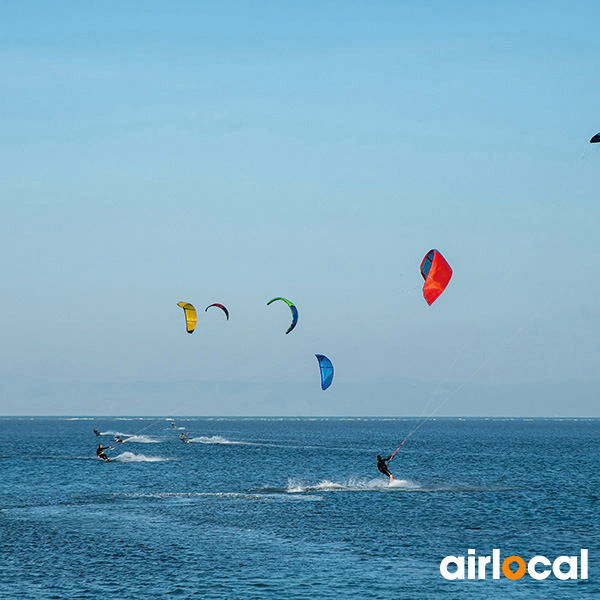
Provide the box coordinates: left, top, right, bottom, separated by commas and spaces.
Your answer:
377, 455, 393, 480
94, 429, 101, 436
96, 445, 112, 461
179, 433, 189, 443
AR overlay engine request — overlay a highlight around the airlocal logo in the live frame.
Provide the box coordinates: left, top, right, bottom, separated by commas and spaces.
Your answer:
440, 549, 588, 580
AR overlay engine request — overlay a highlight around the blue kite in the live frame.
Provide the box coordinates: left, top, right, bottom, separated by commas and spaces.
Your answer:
315, 354, 334, 391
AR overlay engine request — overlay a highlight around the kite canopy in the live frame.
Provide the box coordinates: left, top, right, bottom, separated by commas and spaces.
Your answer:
590, 133, 600, 143
315, 354, 334, 390
205, 303, 229, 320
267, 297, 298, 334
177, 302, 197, 334
420, 250, 453, 305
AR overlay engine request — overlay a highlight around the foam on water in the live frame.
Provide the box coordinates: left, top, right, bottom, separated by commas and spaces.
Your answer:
187, 435, 254, 445
112, 452, 169, 463
276, 478, 508, 493
112, 491, 324, 504
115, 491, 255, 499
256, 477, 421, 493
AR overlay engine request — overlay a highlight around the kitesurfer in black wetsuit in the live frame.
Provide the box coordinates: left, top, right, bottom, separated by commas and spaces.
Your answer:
93, 429, 101, 436
96, 444, 113, 462
377, 455, 393, 481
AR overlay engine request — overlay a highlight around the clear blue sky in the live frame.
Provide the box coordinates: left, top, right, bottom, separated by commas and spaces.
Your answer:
1, 1, 599, 416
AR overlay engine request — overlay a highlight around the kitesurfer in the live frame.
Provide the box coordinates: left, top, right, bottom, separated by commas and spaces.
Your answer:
171, 421, 177, 429
113, 435, 126, 444
377, 455, 393, 482
179, 433, 190, 443
93, 429, 101, 436
96, 444, 113, 462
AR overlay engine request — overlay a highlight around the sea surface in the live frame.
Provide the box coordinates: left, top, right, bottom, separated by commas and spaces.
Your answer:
1, 417, 598, 599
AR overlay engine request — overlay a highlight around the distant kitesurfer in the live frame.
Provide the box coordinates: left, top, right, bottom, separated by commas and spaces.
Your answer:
93, 429, 101, 436
171, 421, 177, 429
113, 435, 126, 444
96, 444, 113, 462
377, 455, 393, 482
179, 433, 190, 443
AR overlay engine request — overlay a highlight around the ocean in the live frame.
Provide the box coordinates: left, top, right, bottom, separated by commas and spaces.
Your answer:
1, 417, 598, 599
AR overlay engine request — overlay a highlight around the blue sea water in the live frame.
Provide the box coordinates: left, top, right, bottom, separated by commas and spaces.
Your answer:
1, 417, 598, 599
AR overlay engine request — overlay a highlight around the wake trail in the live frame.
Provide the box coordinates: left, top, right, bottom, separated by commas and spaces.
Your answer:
112, 452, 170, 463
187, 435, 258, 445
254, 477, 421, 494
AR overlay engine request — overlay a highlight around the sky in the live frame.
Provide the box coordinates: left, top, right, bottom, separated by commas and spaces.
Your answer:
1, 1, 600, 416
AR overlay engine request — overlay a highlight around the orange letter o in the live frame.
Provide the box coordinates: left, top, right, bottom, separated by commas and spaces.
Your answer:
502, 556, 526, 580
